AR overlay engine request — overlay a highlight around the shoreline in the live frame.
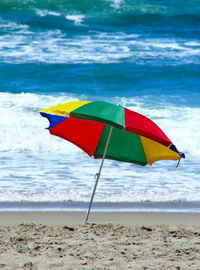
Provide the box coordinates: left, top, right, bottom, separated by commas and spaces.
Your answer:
0, 211, 200, 226
0, 200, 200, 212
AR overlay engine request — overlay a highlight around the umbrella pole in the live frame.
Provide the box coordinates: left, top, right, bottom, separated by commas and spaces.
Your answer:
85, 126, 113, 224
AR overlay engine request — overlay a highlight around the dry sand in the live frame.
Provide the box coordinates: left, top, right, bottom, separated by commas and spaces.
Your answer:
0, 211, 200, 270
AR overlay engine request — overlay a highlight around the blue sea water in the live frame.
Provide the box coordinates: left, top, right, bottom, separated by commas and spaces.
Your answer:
0, 0, 200, 211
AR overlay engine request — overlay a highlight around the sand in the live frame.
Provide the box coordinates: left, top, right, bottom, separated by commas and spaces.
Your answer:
0, 211, 200, 269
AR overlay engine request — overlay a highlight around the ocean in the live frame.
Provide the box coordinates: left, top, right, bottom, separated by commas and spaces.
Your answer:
0, 0, 200, 211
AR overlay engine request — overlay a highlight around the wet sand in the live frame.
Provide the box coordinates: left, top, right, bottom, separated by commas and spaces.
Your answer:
0, 211, 200, 269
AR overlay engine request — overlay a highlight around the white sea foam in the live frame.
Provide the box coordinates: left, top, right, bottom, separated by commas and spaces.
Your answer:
34, 9, 61, 17
184, 41, 200, 47
0, 22, 29, 30
65, 14, 85, 25
0, 152, 199, 203
0, 25, 200, 64
107, 0, 124, 9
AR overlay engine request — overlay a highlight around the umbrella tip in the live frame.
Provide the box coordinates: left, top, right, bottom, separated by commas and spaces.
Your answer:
170, 144, 185, 159
169, 144, 185, 161
181, 152, 185, 159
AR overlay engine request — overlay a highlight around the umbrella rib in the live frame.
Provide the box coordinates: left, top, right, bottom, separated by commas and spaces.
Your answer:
85, 126, 114, 224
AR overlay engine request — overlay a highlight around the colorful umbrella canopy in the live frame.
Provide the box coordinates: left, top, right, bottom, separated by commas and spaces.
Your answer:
40, 100, 185, 222
40, 100, 184, 166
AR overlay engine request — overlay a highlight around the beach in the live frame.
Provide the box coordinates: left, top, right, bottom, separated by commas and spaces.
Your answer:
0, 211, 200, 269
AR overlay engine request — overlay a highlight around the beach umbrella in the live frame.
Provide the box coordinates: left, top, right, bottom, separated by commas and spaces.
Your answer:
40, 101, 185, 223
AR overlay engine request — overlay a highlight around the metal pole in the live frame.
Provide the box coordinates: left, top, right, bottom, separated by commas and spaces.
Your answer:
85, 126, 113, 224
